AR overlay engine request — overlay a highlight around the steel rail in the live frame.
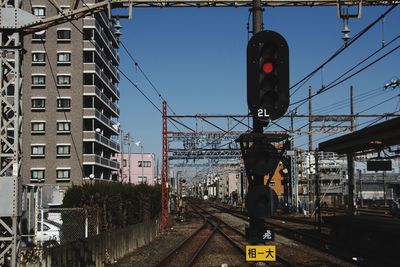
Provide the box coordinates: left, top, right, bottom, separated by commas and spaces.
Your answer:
210, 202, 392, 266
185, 223, 218, 267
192, 203, 295, 267
154, 220, 208, 266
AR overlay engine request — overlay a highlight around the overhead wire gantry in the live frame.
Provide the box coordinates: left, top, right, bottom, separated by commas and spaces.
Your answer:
1, 0, 398, 265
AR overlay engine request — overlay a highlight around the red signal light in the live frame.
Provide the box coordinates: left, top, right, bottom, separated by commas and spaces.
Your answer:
262, 62, 274, 74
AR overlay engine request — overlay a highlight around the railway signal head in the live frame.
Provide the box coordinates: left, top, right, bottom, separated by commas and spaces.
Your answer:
247, 30, 289, 121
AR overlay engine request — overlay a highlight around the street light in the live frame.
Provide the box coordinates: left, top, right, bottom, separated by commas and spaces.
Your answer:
124, 133, 133, 183
135, 141, 144, 183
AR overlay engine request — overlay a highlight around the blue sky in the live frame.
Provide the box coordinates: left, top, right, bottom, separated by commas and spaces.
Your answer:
117, 5, 400, 166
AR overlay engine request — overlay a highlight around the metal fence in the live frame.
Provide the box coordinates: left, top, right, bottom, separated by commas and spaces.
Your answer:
21, 185, 101, 246
19, 184, 100, 266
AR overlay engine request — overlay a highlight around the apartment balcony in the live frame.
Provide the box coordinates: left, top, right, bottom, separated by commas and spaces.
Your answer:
84, 85, 119, 116
83, 131, 120, 153
83, 108, 119, 135
97, 11, 120, 48
83, 40, 120, 81
83, 154, 120, 171
84, 63, 120, 99
83, 18, 119, 62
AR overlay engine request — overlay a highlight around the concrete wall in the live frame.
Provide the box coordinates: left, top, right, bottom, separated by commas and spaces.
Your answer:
43, 218, 159, 267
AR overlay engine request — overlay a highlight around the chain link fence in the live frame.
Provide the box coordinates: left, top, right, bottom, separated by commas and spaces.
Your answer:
20, 185, 100, 266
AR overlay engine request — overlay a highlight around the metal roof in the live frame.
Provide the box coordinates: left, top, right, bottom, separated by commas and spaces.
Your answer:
318, 117, 400, 154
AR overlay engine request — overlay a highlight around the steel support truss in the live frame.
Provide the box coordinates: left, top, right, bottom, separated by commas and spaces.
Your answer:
110, 0, 398, 8
170, 148, 242, 160
161, 101, 170, 232
0, 1, 22, 266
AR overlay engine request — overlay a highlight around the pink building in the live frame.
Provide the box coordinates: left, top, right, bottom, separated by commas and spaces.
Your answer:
113, 153, 156, 185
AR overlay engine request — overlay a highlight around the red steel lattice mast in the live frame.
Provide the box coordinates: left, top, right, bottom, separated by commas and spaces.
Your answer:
161, 101, 170, 231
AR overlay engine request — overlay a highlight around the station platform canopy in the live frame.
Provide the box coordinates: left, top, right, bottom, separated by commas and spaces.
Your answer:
319, 117, 400, 154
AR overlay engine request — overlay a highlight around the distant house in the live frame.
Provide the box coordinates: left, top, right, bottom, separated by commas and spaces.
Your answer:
113, 153, 156, 185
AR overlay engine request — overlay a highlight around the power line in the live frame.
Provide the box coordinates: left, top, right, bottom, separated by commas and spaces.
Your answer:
294, 92, 398, 133
30, 0, 86, 177
46, 1, 196, 133
358, 109, 400, 128
40, 41, 86, 177
313, 86, 384, 114
289, 4, 398, 97
80, 0, 191, 133
321, 33, 400, 92
290, 43, 400, 109
119, 42, 192, 133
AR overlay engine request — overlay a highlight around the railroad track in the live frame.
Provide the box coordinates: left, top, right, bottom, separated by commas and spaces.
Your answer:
155, 203, 295, 267
155, 205, 248, 267
206, 201, 394, 266
321, 206, 392, 217
193, 204, 295, 267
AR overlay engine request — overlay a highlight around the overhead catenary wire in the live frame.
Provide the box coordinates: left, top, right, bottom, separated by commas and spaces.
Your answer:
83, 0, 192, 134
294, 92, 399, 134
119, 42, 193, 133
289, 4, 398, 97
38, 36, 86, 178
305, 108, 400, 148
47, 0, 196, 134
289, 42, 400, 109
29, 0, 88, 178
294, 85, 391, 126
274, 7, 399, 132
295, 95, 400, 147
312, 86, 385, 114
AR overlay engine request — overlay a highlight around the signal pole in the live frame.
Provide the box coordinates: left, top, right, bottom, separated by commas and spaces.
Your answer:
241, 3, 291, 242
308, 86, 313, 214
252, 0, 263, 35
252, 0, 264, 133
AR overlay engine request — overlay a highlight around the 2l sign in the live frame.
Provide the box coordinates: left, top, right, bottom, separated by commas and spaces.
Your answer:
257, 109, 270, 118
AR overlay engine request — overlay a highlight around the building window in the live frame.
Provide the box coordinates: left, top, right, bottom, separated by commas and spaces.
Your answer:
57, 52, 71, 64
32, 6, 46, 17
57, 98, 71, 110
31, 98, 46, 110
31, 169, 45, 182
57, 145, 71, 157
57, 75, 71, 86
32, 75, 46, 87
83, 51, 94, 63
31, 121, 45, 134
57, 29, 71, 41
31, 145, 45, 157
83, 28, 94, 40
138, 176, 147, 184
32, 31, 46, 42
32, 52, 45, 64
57, 121, 71, 133
56, 169, 71, 181
123, 159, 127, 167
83, 73, 94, 85
138, 161, 151, 167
